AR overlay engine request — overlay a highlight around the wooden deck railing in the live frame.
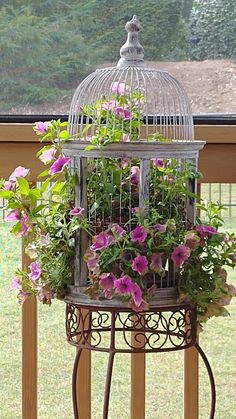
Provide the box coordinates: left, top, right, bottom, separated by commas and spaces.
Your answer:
1, 122, 236, 419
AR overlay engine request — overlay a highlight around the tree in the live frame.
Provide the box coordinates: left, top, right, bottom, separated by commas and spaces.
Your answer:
190, 0, 236, 60
0, 0, 191, 110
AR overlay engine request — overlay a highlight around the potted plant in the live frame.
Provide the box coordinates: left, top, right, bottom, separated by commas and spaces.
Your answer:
1, 115, 236, 331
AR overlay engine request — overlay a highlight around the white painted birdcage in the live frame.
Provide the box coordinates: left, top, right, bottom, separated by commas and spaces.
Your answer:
63, 15, 205, 307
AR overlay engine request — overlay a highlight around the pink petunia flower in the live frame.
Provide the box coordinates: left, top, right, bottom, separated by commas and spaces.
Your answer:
152, 159, 164, 169
17, 215, 31, 237
70, 207, 85, 217
49, 156, 71, 175
90, 232, 112, 252
99, 273, 116, 290
153, 223, 166, 233
132, 255, 148, 275
114, 107, 132, 120
130, 282, 143, 307
171, 245, 191, 267
84, 250, 100, 271
110, 223, 126, 238
10, 276, 21, 290
196, 225, 217, 238
130, 166, 140, 185
150, 253, 162, 272
34, 121, 50, 134
29, 262, 42, 281
129, 298, 146, 312
3, 181, 13, 190
122, 133, 130, 142
37, 286, 55, 304
18, 290, 30, 305
5, 209, 21, 222
121, 158, 129, 168
39, 147, 57, 164
111, 82, 126, 95
104, 289, 113, 299
115, 275, 133, 295
9, 166, 30, 182
130, 226, 148, 244
184, 231, 200, 250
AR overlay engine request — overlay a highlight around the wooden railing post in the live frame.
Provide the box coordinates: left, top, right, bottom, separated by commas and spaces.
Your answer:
184, 346, 199, 419
76, 308, 91, 419
22, 248, 37, 419
131, 314, 145, 419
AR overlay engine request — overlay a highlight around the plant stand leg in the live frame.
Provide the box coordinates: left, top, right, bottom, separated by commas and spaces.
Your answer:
72, 348, 84, 419
103, 351, 116, 419
195, 343, 216, 419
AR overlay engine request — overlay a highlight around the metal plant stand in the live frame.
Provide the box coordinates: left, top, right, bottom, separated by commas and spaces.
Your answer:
65, 300, 216, 419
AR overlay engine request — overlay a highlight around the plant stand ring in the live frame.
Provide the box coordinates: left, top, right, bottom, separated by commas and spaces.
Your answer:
65, 301, 215, 419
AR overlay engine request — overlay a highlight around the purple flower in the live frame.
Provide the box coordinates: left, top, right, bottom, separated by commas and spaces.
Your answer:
121, 158, 129, 168
90, 232, 111, 252
122, 133, 130, 142
111, 82, 126, 95
49, 156, 71, 175
10, 276, 21, 290
110, 223, 126, 238
115, 275, 133, 295
84, 250, 100, 271
29, 262, 42, 281
122, 249, 135, 263
114, 107, 132, 120
130, 283, 143, 307
5, 209, 21, 222
17, 215, 31, 237
129, 298, 146, 312
171, 245, 191, 267
34, 121, 50, 134
153, 223, 166, 233
39, 147, 57, 164
150, 253, 162, 272
215, 295, 232, 306
152, 159, 164, 169
132, 255, 148, 275
3, 181, 13, 190
99, 273, 116, 290
9, 166, 30, 182
196, 225, 217, 238
104, 289, 113, 299
130, 166, 140, 185
37, 286, 54, 304
130, 226, 148, 244
184, 231, 200, 250
70, 207, 85, 217
18, 290, 30, 305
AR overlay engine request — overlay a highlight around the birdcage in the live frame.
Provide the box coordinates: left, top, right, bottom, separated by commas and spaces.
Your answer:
62, 15, 205, 309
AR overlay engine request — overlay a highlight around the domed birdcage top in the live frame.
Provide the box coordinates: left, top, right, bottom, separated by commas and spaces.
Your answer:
68, 15, 195, 143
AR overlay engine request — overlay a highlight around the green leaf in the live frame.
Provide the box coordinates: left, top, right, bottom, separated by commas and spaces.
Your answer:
41, 178, 50, 193
38, 169, 50, 178
52, 181, 66, 194
17, 177, 30, 196
0, 190, 14, 199
29, 189, 42, 201
59, 130, 70, 139
11, 221, 21, 234
84, 145, 97, 151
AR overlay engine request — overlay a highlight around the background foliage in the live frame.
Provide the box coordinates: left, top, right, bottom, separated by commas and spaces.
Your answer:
0, 0, 235, 110
190, 0, 236, 60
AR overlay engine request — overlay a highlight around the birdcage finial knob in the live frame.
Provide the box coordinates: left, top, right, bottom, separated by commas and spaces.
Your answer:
117, 15, 145, 68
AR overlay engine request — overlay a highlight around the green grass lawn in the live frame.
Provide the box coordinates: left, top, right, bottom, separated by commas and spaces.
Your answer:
1, 209, 236, 418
